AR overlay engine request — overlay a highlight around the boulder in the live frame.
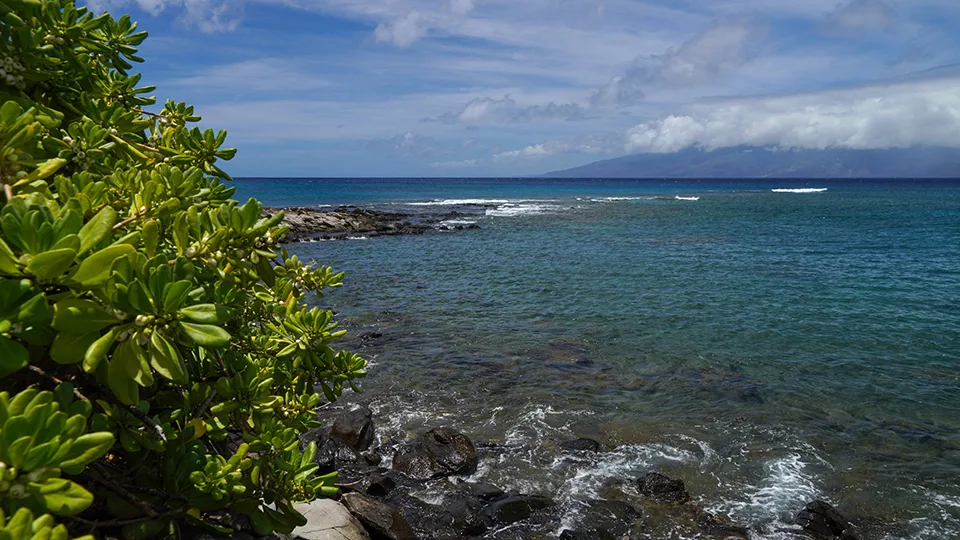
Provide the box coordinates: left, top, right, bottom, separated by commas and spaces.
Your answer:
300, 429, 362, 475
482, 495, 556, 525
636, 472, 691, 504
465, 482, 506, 502
341, 493, 417, 540
559, 437, 602, 453
337, 467, 419, 498
796, 500, 860, 540
392, 427, 478, 480
386, 492, 460, 538
331, 407, 376, 452
290, 498, 371, 540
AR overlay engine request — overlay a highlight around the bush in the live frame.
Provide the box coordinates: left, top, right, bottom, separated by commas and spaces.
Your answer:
0, 1, 368, 537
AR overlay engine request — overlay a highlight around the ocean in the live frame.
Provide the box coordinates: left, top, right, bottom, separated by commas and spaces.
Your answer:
234, 178, 960, 538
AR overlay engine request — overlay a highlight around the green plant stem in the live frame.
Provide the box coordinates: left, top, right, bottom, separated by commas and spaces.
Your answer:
88, 465, 160, 519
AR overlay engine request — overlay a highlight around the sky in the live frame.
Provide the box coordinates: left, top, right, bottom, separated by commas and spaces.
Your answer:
83, 0, 960, 177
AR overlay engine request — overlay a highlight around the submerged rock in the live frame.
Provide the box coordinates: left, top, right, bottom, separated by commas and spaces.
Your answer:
559, 437, 603, 453
796, 500, 860, 540
393, 427, 478, 480
559, 499, 643, 540
636, 472, 691, 504
482, 495, 556, 525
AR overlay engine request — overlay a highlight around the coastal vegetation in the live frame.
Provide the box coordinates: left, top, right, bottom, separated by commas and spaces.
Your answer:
0, 1, 367, 537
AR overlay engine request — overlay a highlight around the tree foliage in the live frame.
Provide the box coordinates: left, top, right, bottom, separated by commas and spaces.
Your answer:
0, 1, 368, 537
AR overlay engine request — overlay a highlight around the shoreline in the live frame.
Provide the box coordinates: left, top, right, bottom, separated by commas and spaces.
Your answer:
262, 205, 481, 242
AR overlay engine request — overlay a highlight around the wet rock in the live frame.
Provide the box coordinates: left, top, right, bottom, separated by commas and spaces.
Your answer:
392, 427, 478, 480
636, 472, 691, 504
341, 493, 417, 540
331, 407, 376, 452
558, 499, 642, 540
482, 495, 556, 525
337, 467, 420, 498
694, 508, 750, 538
299, 430, 361, 475
443, 492, 489, 536
291, 498, 371, 540
465, 482, 506, 501
385, 492, 459, 538
559, 437, 602, 453
796, 500, 860, 540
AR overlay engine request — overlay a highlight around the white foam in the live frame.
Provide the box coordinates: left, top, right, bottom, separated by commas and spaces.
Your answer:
438, 219, 477, 226
485, 203, 560, 217
406, 198, 511, 206
675, 195, 700, 201
770, 188, 828, 193
345, 236, 369, 240
709, 454, 820, 525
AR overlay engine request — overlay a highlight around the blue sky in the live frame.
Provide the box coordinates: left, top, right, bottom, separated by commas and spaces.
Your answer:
85, 0, 960, 177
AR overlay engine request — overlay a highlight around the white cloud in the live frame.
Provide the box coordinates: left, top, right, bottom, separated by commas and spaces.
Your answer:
430, 158, 478, 167
427, 95, 586, 124
374, 11, 426, 47
86, 0, 242, 32
494, 139, 610, 160
591, 16, 768, 105
624, 75, 960, 153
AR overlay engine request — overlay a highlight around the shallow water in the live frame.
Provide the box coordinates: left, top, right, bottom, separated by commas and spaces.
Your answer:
236, 178, 960, 538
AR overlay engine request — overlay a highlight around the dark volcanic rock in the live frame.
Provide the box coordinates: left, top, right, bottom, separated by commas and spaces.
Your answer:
337, 467, 421, 498
264, 206, 433, 242
482, 495, 556, 525
465, 482, 506, 502
559, 499, 642, 540
298, 428, 361, 475
559, 437, 603, 453
393, 427, 478, 480
331, 407, 376, 451
796, 500, 860, 540
341, 493, 417, 540
636, 472, 691, 504
386, 492, 460, 539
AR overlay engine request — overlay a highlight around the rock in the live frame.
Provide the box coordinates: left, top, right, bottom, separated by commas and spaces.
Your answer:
559, 437, 602, 453
636, 472, 690, 504
386, 492, 459, 538
482, 495, 556, 525
694, 508, 750, 538
331, 407, 376, 452
290, 498, 371, 540
299, 430, 361, 475
337, 467, 419, 498
796, 500, 860, 540
443, 493, 489, 536
558, 499, 642, 540
393, 427, 478, 481
341, 493, 417, 540
465, 482, 506, 501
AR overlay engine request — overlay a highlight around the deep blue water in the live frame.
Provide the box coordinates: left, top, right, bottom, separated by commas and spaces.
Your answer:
236, 178, 960, 539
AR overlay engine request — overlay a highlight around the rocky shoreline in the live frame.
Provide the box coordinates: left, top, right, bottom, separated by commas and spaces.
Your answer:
262, 206, 481, 242
192, 406, 906, 540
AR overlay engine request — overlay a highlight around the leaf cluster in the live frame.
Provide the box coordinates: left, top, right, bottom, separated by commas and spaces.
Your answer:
0, 1, 367, 537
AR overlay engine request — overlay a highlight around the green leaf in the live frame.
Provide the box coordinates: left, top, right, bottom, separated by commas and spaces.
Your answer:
0, 236, 21, 275
73, 244, 135, 287
162, 280, 191, 312
30, 478, 94, 516
0, 336, 29, 377
107, 356, 139, 406
18, 292, 51, 326
25, 158, 68, 182
178, 304, 234, 324
149, 331, 187, 384
78, 206, 117, 254
83, 327, 117, 374
59, 432, 115, 475
179, 321, 231, 347
26, 248, 77, 281
52, 299, 117, 333
142, 219, 158, 258
50, 331, 100, 365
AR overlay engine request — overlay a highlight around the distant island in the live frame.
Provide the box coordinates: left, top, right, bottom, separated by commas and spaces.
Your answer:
544, 146, 960, 178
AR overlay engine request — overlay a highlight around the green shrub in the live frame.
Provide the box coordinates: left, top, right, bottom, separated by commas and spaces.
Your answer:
0, 1, 368, 536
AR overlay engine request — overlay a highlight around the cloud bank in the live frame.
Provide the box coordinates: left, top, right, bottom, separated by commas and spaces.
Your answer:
625, 75, 960, 153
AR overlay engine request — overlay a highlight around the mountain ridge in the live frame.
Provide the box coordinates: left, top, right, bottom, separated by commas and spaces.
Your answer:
543, 146, 960, 178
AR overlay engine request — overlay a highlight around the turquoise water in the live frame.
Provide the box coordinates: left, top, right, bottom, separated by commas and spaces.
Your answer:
236, 178, 960, 538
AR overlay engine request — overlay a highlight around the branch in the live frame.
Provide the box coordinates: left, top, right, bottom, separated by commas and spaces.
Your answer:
70, 509, 183, 529
26, 365, 88, 401
113, 208, 147, 230
89, 465, 160, 519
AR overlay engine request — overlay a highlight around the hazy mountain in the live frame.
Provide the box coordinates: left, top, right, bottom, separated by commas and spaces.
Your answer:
543, 146, 960, 178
